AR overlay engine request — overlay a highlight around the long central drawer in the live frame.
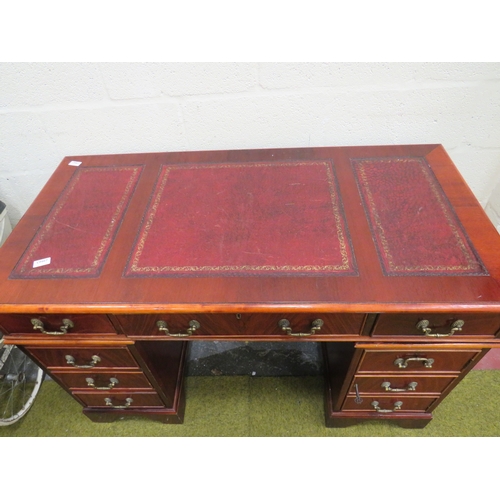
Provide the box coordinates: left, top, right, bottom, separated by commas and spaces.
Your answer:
113, 313, 366, 338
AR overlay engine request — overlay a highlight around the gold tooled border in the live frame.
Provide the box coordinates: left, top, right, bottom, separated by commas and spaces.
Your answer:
126, 161, 357, 275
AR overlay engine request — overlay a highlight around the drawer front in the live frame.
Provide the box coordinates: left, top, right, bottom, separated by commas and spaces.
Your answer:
26, 347, 139, 370
343, 396, 437, 412
114, 313, 365, 338
358, 349, 480, 373
349, 375, 456, 395
0, 314, 117, 336
50, 371, 152, 390
240, 314, 365, 337
371, 313, 500, 338
75, 391, 164, 408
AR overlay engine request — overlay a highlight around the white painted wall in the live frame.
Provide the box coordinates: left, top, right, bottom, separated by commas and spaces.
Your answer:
1, 62, 500, 227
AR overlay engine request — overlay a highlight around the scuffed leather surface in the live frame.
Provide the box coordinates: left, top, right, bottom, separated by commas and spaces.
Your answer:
352, 156, 487, 276
11, 166, 142, 279
124, 161, 357, 277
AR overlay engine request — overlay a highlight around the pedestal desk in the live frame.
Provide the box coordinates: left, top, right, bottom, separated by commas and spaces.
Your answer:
1, 144, 499, 428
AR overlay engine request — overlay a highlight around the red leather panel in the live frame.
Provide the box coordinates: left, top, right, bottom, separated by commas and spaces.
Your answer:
352, 157, 487, 276
11, 166, 142, 279
124, 161, 357, 277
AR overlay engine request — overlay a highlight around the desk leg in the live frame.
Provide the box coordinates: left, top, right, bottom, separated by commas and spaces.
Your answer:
83, 404, 186, 424
83, 341, 187, 424
322, 343, 432, 429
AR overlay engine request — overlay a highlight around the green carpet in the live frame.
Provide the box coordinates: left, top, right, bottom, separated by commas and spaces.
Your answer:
1, 371, 499, 437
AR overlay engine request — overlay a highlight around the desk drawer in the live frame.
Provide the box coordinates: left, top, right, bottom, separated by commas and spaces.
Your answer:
240, 314, 365, 338
349, 375, 456, 395
26, 347, 139, 370
75, 391, 164, 408
0, 314, 117, 336
371, 313, 500, 338
114, 313, 365, 338
343, 396, 437, 412
358, 349, 480, 373
51, 370, 152, 390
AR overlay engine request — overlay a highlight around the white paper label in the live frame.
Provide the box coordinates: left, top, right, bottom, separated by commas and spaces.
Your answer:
33, 257, 51, 268
68, 161, 82, 166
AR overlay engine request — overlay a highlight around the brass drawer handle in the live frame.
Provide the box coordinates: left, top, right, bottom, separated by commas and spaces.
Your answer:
394, 357, 434, 369
104, 397, 133, 409
156, 320, 200, 337
31, 318, 74, 335
371, 400, 403, 413
278, 319, 324, 337
416, 319, 464, 337
86, 377, 119, 390
65, 354, 101, 368
381, 381, 418, 392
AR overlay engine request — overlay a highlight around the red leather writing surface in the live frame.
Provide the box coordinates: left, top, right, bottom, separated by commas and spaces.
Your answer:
11, 166, 142, 279
124, 161, 357, 277
352, 157, 487, 276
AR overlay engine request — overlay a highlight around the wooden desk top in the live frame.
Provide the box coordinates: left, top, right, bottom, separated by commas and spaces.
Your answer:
1, 144, 499, 314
